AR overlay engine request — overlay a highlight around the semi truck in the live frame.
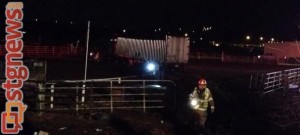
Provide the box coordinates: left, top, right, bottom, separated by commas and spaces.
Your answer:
114, 36, 190, 79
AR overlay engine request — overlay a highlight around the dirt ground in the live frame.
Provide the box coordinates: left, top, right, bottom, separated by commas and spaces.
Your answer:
22, 110, 173, 135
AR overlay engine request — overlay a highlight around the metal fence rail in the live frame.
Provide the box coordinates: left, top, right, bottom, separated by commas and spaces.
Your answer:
284, 68, 300, 85
249, 67, 300, 130
263, 71, 283, 94
37, 79, 176, 114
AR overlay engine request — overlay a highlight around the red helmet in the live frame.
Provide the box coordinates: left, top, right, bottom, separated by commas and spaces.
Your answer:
198, 79, 207, 85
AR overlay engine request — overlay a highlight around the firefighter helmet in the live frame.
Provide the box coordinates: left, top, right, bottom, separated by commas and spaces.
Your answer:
198, 79, 207, 85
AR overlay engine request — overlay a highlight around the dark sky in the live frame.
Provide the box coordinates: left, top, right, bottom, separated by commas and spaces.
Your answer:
1, 0, 300, 42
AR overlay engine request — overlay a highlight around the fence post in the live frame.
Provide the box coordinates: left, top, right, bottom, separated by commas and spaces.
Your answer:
282, 74, 289, 94
249, 75, 253, 89
38, 83, 45, 116
89, 81, 93, 120
143, 81, 146, 112
76, 83, 79, 113
50, 84, 54, 109
110, 81, 113, 113
82, 83, 86, 105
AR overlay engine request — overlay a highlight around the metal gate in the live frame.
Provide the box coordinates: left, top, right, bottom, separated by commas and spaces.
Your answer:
249, 67, 300, 130
37, 78, 176, 114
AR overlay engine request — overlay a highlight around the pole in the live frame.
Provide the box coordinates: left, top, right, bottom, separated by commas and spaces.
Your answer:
83, 21, 90, 107
84, 21, 90, 81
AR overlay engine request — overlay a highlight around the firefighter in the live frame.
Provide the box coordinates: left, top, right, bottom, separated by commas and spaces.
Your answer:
189, 78, 215, 134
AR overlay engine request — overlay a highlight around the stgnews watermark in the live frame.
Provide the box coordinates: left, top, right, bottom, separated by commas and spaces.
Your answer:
1, 2, 29, 134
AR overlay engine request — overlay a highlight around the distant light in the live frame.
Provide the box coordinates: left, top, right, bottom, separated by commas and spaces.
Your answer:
246, 35, 251, 40
284, 56, 287, 59
271, 38, 274, 42
200, 37, 203, 40
260, 37, 263, 41
179, 28, 182, 31
215, 43, 220, 47
158, 28, 161, 31
22, 31, 26, 34
192, 30, 195, 33
203, 27, 212, 31
155, 29, 157, 32
185, 33, 188, 37
89, 52, 93, 56
35, 18, 38, 22
55, 20, 58, 23
123, 29, 126, 33
257, 55, 261, 59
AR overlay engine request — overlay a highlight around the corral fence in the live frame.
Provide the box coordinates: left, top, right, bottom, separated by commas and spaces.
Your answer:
0, 45, 85, 58
249, 67, 300, 130
190, 52, 259, 63
35, 78, 176, 115
190, 52, 300, 65
249, 68, 300, 94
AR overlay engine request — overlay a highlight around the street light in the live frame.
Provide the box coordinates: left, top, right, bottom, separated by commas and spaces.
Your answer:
246, 35, 251, 40
260, 37, 264, 41
271, 38, 274, 43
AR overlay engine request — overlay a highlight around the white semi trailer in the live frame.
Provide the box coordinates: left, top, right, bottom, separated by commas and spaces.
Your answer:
115, 36, 189, 64
114, 36, 190, 79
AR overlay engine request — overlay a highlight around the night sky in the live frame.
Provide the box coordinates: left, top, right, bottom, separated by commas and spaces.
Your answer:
0, 0, 299, 44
